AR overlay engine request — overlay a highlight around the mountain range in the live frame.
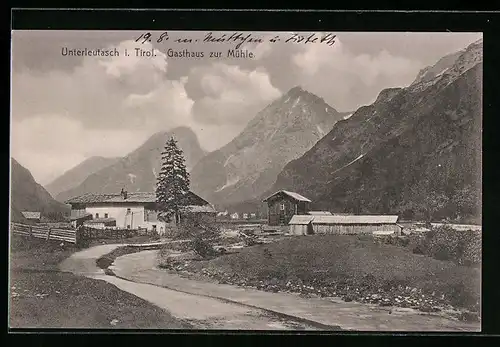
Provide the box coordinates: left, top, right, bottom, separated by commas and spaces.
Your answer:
189, 86, 349, 206
268, 39, 482, 223
10, 158, 70, 222
28, 39, 482, 223
55, 126, 206, 202
45, 156, 120, 197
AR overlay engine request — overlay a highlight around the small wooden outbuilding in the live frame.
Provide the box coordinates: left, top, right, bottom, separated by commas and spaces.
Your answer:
263, 190, 311, 226
311, 215, 402, 235
288, 215, 314, 235
21, 211, 41, 223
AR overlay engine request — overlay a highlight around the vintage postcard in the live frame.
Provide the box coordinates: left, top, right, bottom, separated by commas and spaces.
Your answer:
9, 29, 482, 332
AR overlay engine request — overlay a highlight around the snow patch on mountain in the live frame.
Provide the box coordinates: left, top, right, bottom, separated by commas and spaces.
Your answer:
316, 125, 326, 137
435, 67, 450, 77
332, 154, 365, 175
127, 173, 137, 184
216, 175, 240, 192
224, 154, 235, 167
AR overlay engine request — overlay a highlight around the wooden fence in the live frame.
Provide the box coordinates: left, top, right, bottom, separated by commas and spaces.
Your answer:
11, 222, 80, 244
81, 226, 150, 240
11, 223, 157, 246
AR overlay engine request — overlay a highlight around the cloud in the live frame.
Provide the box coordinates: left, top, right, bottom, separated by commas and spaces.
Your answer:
187, 63, 281, 126
11, 114, 152, 185
12, 39, 191, 131
99, 40, 167, 78
291, 38, 423, 110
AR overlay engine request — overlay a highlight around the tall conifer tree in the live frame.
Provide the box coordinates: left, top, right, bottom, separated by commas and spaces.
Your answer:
156, 137, 190, 223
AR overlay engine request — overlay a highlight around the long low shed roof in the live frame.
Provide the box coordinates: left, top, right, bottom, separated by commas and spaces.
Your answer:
289, 215, 315, 225
311, 215, 399, 224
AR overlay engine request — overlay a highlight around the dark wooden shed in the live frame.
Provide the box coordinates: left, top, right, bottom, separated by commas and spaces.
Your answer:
262, 190, 311, 226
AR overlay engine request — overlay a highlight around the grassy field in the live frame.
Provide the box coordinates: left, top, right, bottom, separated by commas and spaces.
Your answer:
9, 236, 189, 329
179, 234, 480, 317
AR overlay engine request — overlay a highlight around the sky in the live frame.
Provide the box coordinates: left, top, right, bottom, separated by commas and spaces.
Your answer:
11, 30, 482, 185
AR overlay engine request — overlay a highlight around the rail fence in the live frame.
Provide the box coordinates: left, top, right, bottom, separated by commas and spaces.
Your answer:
10, 222, 80, 244
11, 222, 157, 246
81, 226, 151, 240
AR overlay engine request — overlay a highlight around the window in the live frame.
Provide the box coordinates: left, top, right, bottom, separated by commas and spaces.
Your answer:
127, 224, 131, 229
95, 213, 99, 218
126, 208, 131, 214
104, 213, 108, 218
280, 203, 285, 211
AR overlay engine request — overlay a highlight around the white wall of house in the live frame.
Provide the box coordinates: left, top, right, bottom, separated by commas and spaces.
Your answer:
85, 205, 145, 230
77, 203, 218, 235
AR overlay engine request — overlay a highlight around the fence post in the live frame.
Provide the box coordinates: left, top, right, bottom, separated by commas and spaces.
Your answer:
29, 225, 33, 238
46, 227, 52, 241
75, 227, 81, 247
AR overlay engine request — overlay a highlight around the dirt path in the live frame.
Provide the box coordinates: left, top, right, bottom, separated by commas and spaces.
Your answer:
58, 244, 329, 330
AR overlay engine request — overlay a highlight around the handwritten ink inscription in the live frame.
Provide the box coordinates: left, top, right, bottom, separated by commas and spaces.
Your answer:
135, 31, 337, 49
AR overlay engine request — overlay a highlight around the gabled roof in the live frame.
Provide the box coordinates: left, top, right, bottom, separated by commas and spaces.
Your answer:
21, 212, 41, 219
308, 211, 333, 216
65, 192, 155, 204
65, 191, 210, 206
263, 190, 311, 202
312, 215, 399, 224
289, 215, 314, 225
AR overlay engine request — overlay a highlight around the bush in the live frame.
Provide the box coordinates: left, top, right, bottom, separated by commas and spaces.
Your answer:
192, 237, 218, 259
412, 242, 426, 255
408, 225, 481, 266
446, 282, 480, 311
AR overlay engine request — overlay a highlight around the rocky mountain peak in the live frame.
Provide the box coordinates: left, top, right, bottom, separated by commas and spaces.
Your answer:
409, 39, 483, 92
189, 87, 345, 206
54, 127, 206, 202
281, 85, 327, 105
268, 42, 482, 223
375, 87, 403, 104
286, 85, 305, 96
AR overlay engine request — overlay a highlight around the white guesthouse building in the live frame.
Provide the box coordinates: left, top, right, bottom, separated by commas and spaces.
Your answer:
65, 190, 216, 235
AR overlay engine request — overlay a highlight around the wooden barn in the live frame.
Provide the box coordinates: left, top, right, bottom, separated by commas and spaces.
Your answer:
288, 215, 314, 235
311, 215, 402, 235
262, 190, 311, 226
21, 211, 41, 224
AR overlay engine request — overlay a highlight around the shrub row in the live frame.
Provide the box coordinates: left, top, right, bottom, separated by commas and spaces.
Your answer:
379, 225, 481, 266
